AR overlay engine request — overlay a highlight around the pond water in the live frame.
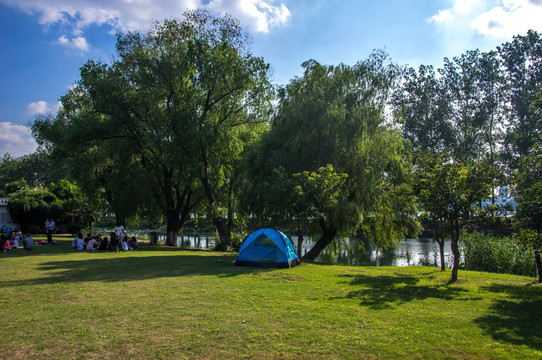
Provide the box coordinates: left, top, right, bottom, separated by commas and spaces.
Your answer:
159, 233, 453, 267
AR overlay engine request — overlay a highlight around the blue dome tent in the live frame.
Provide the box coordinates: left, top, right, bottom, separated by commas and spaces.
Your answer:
235, 228, 300, 268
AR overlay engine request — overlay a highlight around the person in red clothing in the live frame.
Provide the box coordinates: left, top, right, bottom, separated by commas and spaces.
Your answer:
2, 235, 10, 252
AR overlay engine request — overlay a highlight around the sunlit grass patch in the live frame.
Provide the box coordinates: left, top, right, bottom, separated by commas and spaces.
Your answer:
1, 237, 541, 359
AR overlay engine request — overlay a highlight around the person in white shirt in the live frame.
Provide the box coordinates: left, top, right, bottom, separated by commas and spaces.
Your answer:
46, 218, 56, 244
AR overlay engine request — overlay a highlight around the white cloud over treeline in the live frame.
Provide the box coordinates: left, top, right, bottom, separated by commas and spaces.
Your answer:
0, 122, 37, 157
25, 100, 61, 116
0, 0, 291, 36
430, 0, 542, 39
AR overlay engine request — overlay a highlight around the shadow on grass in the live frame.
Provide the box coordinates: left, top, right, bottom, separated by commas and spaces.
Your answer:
3, 239, 221, 257
0, 253, 274, 287
474, 283, 542, 351
337, 272, 472, 309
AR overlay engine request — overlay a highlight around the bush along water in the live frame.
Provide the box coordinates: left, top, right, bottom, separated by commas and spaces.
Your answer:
461, 231, 536, 277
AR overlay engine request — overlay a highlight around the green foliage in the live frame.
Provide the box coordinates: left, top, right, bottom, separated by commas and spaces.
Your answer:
32, 10, 273, 246
462, 231, 536, 277
7, 187, 61, 232
415, 152, 496, 222
499, 30, 542, 169
0, 150, 59, 193
7, 180, 100, 232
392, 64, 455, 154
514, 139, 542, 234
242, 52, 419, 257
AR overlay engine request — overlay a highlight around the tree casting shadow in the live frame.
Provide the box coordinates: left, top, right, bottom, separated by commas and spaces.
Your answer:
0, 254, 274, 288
337, 272, 473, 309
474, 283, 542, 351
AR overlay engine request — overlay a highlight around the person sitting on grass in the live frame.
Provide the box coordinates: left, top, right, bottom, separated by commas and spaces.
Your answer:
72, 232, 85, 250
110, 234, 120, 252
129, 236, 138, 251
86, 236, 98, 250
10, 231, 19, 249
23, 234, 34, 251
2, 235, 9, 252
121, 237, 128, 252
98, 237, 109, 251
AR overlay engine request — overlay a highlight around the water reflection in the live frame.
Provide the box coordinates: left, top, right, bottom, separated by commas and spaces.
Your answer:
300, 237, 452, 267
163, 233, 452, 267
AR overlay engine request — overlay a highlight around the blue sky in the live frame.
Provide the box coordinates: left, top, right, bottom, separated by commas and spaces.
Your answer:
2, 0, 542, 157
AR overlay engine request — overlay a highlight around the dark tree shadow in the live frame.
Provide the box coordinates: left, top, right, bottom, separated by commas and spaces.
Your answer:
336, 272, 473, 309
5, 239, 207, 257
474, 283, 542, 351
0, 253, 274, 288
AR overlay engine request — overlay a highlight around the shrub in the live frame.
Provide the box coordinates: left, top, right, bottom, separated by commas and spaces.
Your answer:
28, 224, 42, 235
461, 231, 536, 277
65, 223, 82, 235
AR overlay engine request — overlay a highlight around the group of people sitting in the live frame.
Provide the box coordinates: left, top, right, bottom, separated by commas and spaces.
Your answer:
71, 231, 139, 252
1, 225, 34, 251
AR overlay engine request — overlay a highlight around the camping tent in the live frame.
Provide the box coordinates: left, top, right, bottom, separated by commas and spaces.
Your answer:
235, 228, 300, 268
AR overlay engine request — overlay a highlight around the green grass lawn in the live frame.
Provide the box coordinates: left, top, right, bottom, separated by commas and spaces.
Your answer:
1, 237, 541, 359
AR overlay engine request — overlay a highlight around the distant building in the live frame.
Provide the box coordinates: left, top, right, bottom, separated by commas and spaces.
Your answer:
0, 198, 16, 227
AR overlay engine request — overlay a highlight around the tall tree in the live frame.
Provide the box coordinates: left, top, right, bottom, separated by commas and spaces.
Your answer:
499, 30, 542, 171
33, 10, 273, 246
414, 152, 495, 278
440, 50, 488, 163
243, 52, 419, 261
392, 65, 455, 154
514, 138, 542, 282
394, 52, 503, 278
0, 149, 63, 193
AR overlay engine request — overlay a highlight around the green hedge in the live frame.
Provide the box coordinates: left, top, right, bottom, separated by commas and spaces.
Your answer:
461, 232, 536, 277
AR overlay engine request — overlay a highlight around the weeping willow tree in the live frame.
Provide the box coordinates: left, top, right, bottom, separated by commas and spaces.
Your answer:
33, 10, 274, 247
241, 51, 420, 261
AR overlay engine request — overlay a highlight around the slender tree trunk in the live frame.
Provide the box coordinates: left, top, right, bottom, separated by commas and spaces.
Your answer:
439, 221, 446, 271
297, 230, 304, 260
437, 239, 446, 271
295, 214, 304, 260
450, 218, 461, 283
534, 248, 542, 283
302, 219, 336, 262
431, 218, 446, 271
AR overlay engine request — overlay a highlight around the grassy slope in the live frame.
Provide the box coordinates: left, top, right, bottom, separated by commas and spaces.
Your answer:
0, 238, 541, 360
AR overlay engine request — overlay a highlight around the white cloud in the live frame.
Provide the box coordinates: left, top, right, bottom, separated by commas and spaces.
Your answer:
207, 0, 291, 33
0, 0, 290, 34
26, 100, 61, 115
429, 9, 454, 24
428, 0, 485, 24
429, 0, 542, 39
0, 122, 37, 157
56, 35, 90, 51
471, 0, 542, 38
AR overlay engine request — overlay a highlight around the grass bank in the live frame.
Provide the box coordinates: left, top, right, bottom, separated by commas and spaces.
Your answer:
1, 237, 541, 359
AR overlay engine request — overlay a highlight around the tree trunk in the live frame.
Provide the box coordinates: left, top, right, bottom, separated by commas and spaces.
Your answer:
213, 217, 231, 251
450, 219, 461, 283
302, 219, 336, 262
534, 248, 542, 283
437, 238, 446, 271
200, 171, 233, 251
165, 209, 181, 247
431, 218, 446, 271
295, 214, 304, 261
297, 228, 304, 260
